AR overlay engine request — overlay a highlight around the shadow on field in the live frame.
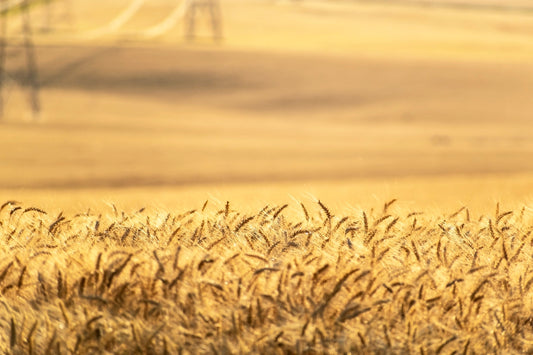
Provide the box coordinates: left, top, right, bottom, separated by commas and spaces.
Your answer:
12, 46, 254, 94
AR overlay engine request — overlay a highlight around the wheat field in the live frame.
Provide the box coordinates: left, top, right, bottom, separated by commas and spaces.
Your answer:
3, 0, 533, 353
1, 198, 533, 354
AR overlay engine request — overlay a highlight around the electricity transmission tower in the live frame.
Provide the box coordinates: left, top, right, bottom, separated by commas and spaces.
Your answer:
185, 0, 222, 41
41, 0, 73, 33
0, 0, 40, 121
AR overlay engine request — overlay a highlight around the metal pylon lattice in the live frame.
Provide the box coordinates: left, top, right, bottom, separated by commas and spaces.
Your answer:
41, 0, 73, 33
0, 0, 40, 121
0, 1, 7, 119
185, 0, 222, 41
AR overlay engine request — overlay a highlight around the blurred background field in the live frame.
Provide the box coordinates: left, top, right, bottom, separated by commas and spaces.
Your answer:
1, 0, 533, 211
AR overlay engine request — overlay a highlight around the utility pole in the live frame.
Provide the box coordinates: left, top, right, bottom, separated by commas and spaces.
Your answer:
185, 0, 222, 41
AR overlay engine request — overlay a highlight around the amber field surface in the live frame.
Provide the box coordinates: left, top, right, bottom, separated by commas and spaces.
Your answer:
2, 0, 533, 353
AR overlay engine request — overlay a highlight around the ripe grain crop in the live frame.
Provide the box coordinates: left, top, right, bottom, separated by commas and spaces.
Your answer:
0, 200, 533, 353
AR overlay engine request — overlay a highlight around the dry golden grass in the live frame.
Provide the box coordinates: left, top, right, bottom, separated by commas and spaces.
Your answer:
2, 198, 533, 353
